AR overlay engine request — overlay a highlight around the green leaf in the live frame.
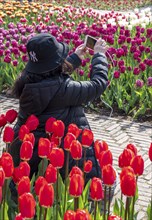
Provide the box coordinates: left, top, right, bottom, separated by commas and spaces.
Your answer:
113, 198, 120, 216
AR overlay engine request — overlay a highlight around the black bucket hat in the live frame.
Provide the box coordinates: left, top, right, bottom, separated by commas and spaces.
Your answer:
25, 33, 69, 74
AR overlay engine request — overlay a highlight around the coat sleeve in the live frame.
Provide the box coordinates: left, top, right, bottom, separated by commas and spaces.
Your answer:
61, 52, 109, 106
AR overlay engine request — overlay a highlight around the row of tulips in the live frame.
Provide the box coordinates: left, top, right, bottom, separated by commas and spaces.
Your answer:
0, 109, 152, 219
0, 1, 152, 118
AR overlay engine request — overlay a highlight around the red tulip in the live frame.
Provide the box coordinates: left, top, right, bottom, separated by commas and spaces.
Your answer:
52, 120, 65, 137
131, 155, 144, 176
64, 132, 76, 151
3, 126, 14, 143
69, 166, 83, 178
20, 141, 33, 161
23, 133, 35, 146
0, 152, 14, 178
19, 125, 30, 141
0, 167, 5, 187
120, 166, 135, 181
50, 133, 60, 147
35, 176, 48, 196
5, 109, 18, 123
45, 164, 57, 184
108, 214, 122, 220
69, 174, 84, 197
81, 129, 93, 147
39, 183, 54, 207
38, 138, 52, 158
90, 177, 104, 201
120, 173, 136, 197
84, 160, 93, 173
68, 123, 82, 138
94, 140, 108, 160
25, 115, 39, 131
19, 192, 36, 218
18, 176, 31, 196
75, 209, 91, 220
49, 147, 64, 168
148, 143, 152, 161
70, 140, 82, 160
15, 213, 24, 220
45, 117, 56, 134
126, 143, 137, 156
118, 148, 134, 168
0, 114, 7, 128
99, 150, 113, 169
18, 161, 30, 178
64, 210, 76, 220
102, 164, 116, 186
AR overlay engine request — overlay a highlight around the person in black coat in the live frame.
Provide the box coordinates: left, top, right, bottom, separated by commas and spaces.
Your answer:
9, 33, 109, 183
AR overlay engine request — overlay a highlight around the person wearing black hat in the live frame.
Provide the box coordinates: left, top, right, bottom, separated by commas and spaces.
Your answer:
9, 33, 109, 191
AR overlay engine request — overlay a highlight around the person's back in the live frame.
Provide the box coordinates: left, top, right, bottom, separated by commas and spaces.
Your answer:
9, 33, 109, 182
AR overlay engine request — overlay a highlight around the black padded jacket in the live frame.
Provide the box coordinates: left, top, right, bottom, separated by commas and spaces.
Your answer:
9, 52, 109, 182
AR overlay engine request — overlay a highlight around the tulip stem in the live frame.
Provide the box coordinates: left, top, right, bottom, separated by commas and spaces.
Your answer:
74, 197, 79, 211
131, 176, 138, 219
94, 200, 98, 220
63, 151, 70, 213
103, 185, 107, 220
39, 205, 42, 220
56, 169, 59, 220
44, 208, 48, 220
120, 192, 123, 217
41, 158, 44, 176
124, 197, 130, 220
2, 179, 8, 220
107, 186, 111, 218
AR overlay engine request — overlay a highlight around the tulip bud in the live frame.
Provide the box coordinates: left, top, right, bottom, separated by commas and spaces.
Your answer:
94, 140, 108, 160
15, 213, 24, 220
35, 176, 48, 196
81, 129, 94, 147
99, 150, 113, 169
52, 120, 65, 138
64, 210, 76, 220
38, 138, 52, 158
70, 140, 82, 160
102, 164, 116, 186
18, 176, 31, 196
64, 132, 76, 151
69, 174, 84, 197
90, 177, 104, 201
25, 114, 39, 131
20, 141, 33, 161
131, 155, 144, 176
68, 123, 82, 138
5, 109, 18, 123
19, 193, 36, 218
84, 160, 93, 173
69, 166, 83, 178
0, 114, 7, 128
39, 183, 54, 208
75, 209, 91, 220
45, 117, 56, 134
23, 133, 35, 146
45, 164, 57, 184
3, 126, 14, 143
0, 152, 14, 178
148, 143, 152, 161
49, 147, 64, 168
19, 125, 30, 141
120, 173, 136, 197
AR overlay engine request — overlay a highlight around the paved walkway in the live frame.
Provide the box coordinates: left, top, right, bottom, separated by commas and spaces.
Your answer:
0, 94, 152, 219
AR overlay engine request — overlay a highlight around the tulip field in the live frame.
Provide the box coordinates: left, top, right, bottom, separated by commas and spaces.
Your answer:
0, 109, 152, 219
0, 0, 152, 119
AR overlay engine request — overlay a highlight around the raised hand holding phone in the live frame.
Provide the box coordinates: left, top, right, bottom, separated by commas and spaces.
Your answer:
94, 38, 109, 54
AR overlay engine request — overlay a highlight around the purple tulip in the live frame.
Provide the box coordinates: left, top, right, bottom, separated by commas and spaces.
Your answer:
145, 47, 150, 53
119, 66, 126, 73
135, 79, 144, 88
114, 71, 120, 78
79, 69, 84, 76
139, 62, 146, 72
4, 55, 11, 63
12, 60, 18, 66
118, 60, 125, 67
0, 49, 4, 56
133, 67, 140, 75
22, 55, 28, 62
147, 77, 152, 87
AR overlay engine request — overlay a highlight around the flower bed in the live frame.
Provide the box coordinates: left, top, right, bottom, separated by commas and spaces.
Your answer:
0, 109, 152, 219
0, 0, 152, 119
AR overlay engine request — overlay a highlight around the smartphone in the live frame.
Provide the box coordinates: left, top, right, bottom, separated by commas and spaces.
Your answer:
85, 35, 97, 50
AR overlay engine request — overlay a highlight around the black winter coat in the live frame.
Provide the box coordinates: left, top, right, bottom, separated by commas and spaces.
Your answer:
9, 52, 108, 182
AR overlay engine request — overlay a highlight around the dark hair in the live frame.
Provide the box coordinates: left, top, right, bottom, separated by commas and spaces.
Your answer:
12, 60, 73, 98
